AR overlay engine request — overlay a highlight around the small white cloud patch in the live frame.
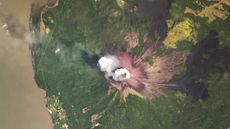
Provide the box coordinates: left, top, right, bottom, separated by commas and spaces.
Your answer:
1, 24, 7, 29
55, 48, 61, 54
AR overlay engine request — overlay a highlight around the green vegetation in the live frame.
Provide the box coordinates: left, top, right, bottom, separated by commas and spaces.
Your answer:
156, 0, 230, 56
178, 0, 230, 47
32, 0, 230, 129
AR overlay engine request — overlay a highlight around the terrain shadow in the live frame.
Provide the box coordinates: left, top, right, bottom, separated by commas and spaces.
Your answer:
137, 0, 170, 46
177, 30, 230, 101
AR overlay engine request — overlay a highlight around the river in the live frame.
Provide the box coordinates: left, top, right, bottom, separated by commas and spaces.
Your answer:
0, 0, 53, 129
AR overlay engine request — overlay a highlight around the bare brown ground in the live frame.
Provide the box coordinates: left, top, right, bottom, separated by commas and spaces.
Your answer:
109, 50, 190, 101
184, 0, 230, 22
31, 0, 59, 36
146, 50, 190, 83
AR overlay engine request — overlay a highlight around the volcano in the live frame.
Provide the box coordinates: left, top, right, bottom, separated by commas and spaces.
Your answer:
98, 41, 189, 100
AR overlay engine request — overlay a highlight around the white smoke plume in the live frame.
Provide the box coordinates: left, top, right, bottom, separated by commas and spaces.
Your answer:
112, 68, 131, 81
98, 55, 131, 81
98, 55, 120, 77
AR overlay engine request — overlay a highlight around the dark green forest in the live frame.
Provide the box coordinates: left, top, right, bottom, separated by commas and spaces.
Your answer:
31, 0, 230, 129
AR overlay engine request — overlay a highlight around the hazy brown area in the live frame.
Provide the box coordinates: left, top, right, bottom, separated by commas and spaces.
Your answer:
0, 0, 53, 129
